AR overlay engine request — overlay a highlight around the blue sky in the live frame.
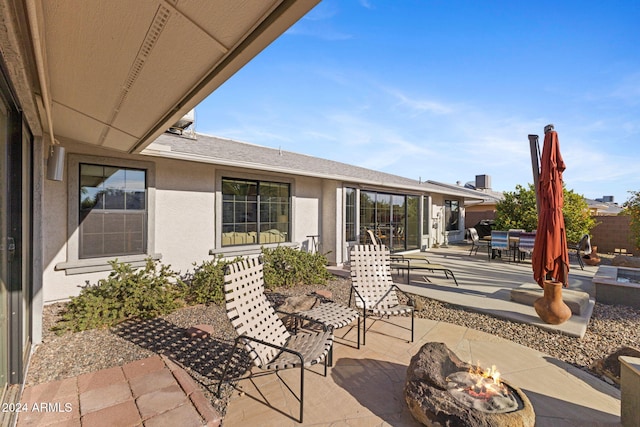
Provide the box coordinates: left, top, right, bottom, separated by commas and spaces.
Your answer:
196, 0, 640, 205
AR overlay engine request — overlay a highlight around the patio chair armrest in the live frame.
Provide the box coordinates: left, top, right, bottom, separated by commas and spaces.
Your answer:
237, 334, 306, 363
349, 285, 369, 310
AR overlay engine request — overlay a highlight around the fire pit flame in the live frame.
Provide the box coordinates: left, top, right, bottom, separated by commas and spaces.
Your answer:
466, 363, 504, 400
446, 362, 520, 413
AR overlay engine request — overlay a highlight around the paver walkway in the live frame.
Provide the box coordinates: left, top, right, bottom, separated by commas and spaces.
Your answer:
16, 355, 221, 426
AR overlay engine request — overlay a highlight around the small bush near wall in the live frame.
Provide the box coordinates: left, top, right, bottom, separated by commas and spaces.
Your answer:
54, 249, 333, 333
182, 255, 242, 306
54, 258, 183, 333
262, 246, 332, 289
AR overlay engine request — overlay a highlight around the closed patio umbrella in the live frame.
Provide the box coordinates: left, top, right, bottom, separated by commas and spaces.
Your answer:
531, 125, 571, 324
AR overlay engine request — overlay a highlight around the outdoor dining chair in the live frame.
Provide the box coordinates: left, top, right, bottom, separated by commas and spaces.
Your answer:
217, 257, 334, 423
569, 234, 591, 270
467, 227, 490, 256
517, 232, 536, 261
489, 230, 510, 261
366, 228, 382, 245
349, 244, 414, 345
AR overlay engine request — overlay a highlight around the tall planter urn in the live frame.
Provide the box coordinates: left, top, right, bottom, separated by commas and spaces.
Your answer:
534, 280, 572, 325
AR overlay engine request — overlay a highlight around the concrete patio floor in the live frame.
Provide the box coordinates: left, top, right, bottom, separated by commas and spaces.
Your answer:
17, 244, 618, 426
225, 246, 618, 426
223, 316, 621, 426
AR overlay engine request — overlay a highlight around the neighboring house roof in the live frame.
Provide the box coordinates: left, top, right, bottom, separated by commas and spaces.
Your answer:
585, 198, 623, 215
144, 132, 486, 200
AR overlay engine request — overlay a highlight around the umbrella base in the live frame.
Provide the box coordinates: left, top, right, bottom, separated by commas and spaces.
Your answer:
534, 280, 572, 325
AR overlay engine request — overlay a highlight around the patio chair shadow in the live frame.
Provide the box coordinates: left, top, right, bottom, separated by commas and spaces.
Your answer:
330, 357, 422, 426
113, 317, 252, 399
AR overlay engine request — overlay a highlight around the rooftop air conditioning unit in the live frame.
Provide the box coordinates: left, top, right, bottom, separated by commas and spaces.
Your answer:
168, 109, 195, 135
475, 174, 491, 190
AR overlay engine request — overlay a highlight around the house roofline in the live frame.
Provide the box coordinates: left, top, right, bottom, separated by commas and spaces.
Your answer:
143, 132, 484, 198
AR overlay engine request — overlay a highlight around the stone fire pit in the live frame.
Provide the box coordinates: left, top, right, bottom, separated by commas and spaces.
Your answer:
405, 342, 535, 427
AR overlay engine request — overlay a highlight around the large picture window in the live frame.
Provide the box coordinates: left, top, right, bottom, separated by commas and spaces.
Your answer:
79, 164, 147, 258
222, 178, 290, 246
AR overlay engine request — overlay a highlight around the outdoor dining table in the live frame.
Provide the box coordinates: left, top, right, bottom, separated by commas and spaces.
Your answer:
482, 235, 521, 262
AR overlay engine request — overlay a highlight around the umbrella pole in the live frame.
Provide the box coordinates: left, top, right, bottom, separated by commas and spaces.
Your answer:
528, 134, 541, 217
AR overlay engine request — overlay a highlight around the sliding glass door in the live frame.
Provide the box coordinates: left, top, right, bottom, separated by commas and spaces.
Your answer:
0, 89, 8, 399
0, 68, 32, 405
359, 191, 420, 252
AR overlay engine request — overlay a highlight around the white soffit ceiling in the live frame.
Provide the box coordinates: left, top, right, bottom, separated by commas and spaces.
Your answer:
36, 0, 319, 152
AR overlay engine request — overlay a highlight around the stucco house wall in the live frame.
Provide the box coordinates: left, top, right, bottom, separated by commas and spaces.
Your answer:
40, 132, 487, 304
42, 141, 333, 303
42, 141, 218, 303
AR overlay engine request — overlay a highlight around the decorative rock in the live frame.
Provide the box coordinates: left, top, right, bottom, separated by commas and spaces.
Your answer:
612, 255, 640, 268
185, 324, 214, 340
278, 295, 319, 313
405, 342, 535, 427
591, 346, 640, 384
314, 289, 333, 300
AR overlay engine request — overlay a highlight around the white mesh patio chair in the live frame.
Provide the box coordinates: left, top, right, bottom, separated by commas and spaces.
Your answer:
217, 257, 333, 423
467, 227, 489, 256
349, 244, 414, 345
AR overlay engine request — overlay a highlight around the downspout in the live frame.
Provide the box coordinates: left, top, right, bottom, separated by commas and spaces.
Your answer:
25, 0, 57, 147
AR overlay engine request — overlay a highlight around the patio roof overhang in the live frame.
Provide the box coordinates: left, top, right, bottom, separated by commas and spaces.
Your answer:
1, 0, 319, 153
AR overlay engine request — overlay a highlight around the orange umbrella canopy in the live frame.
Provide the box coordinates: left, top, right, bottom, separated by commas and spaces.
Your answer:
531, 130, 570, 287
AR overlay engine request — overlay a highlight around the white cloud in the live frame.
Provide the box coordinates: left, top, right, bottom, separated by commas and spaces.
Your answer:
385, 88, 454, 115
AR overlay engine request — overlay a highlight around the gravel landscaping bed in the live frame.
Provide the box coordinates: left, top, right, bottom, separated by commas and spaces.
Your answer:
26, 274, 639, 418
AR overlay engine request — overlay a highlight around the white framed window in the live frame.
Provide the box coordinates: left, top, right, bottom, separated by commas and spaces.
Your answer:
56, 154, 158, 274
79, 163, 147, 258
221, 177, 290, 246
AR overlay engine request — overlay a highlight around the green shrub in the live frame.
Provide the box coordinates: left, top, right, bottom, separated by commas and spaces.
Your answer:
54, 248, 332, 334
183, 255, 241, 305
54, 258, 182, 333
261, 246, 332, 289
